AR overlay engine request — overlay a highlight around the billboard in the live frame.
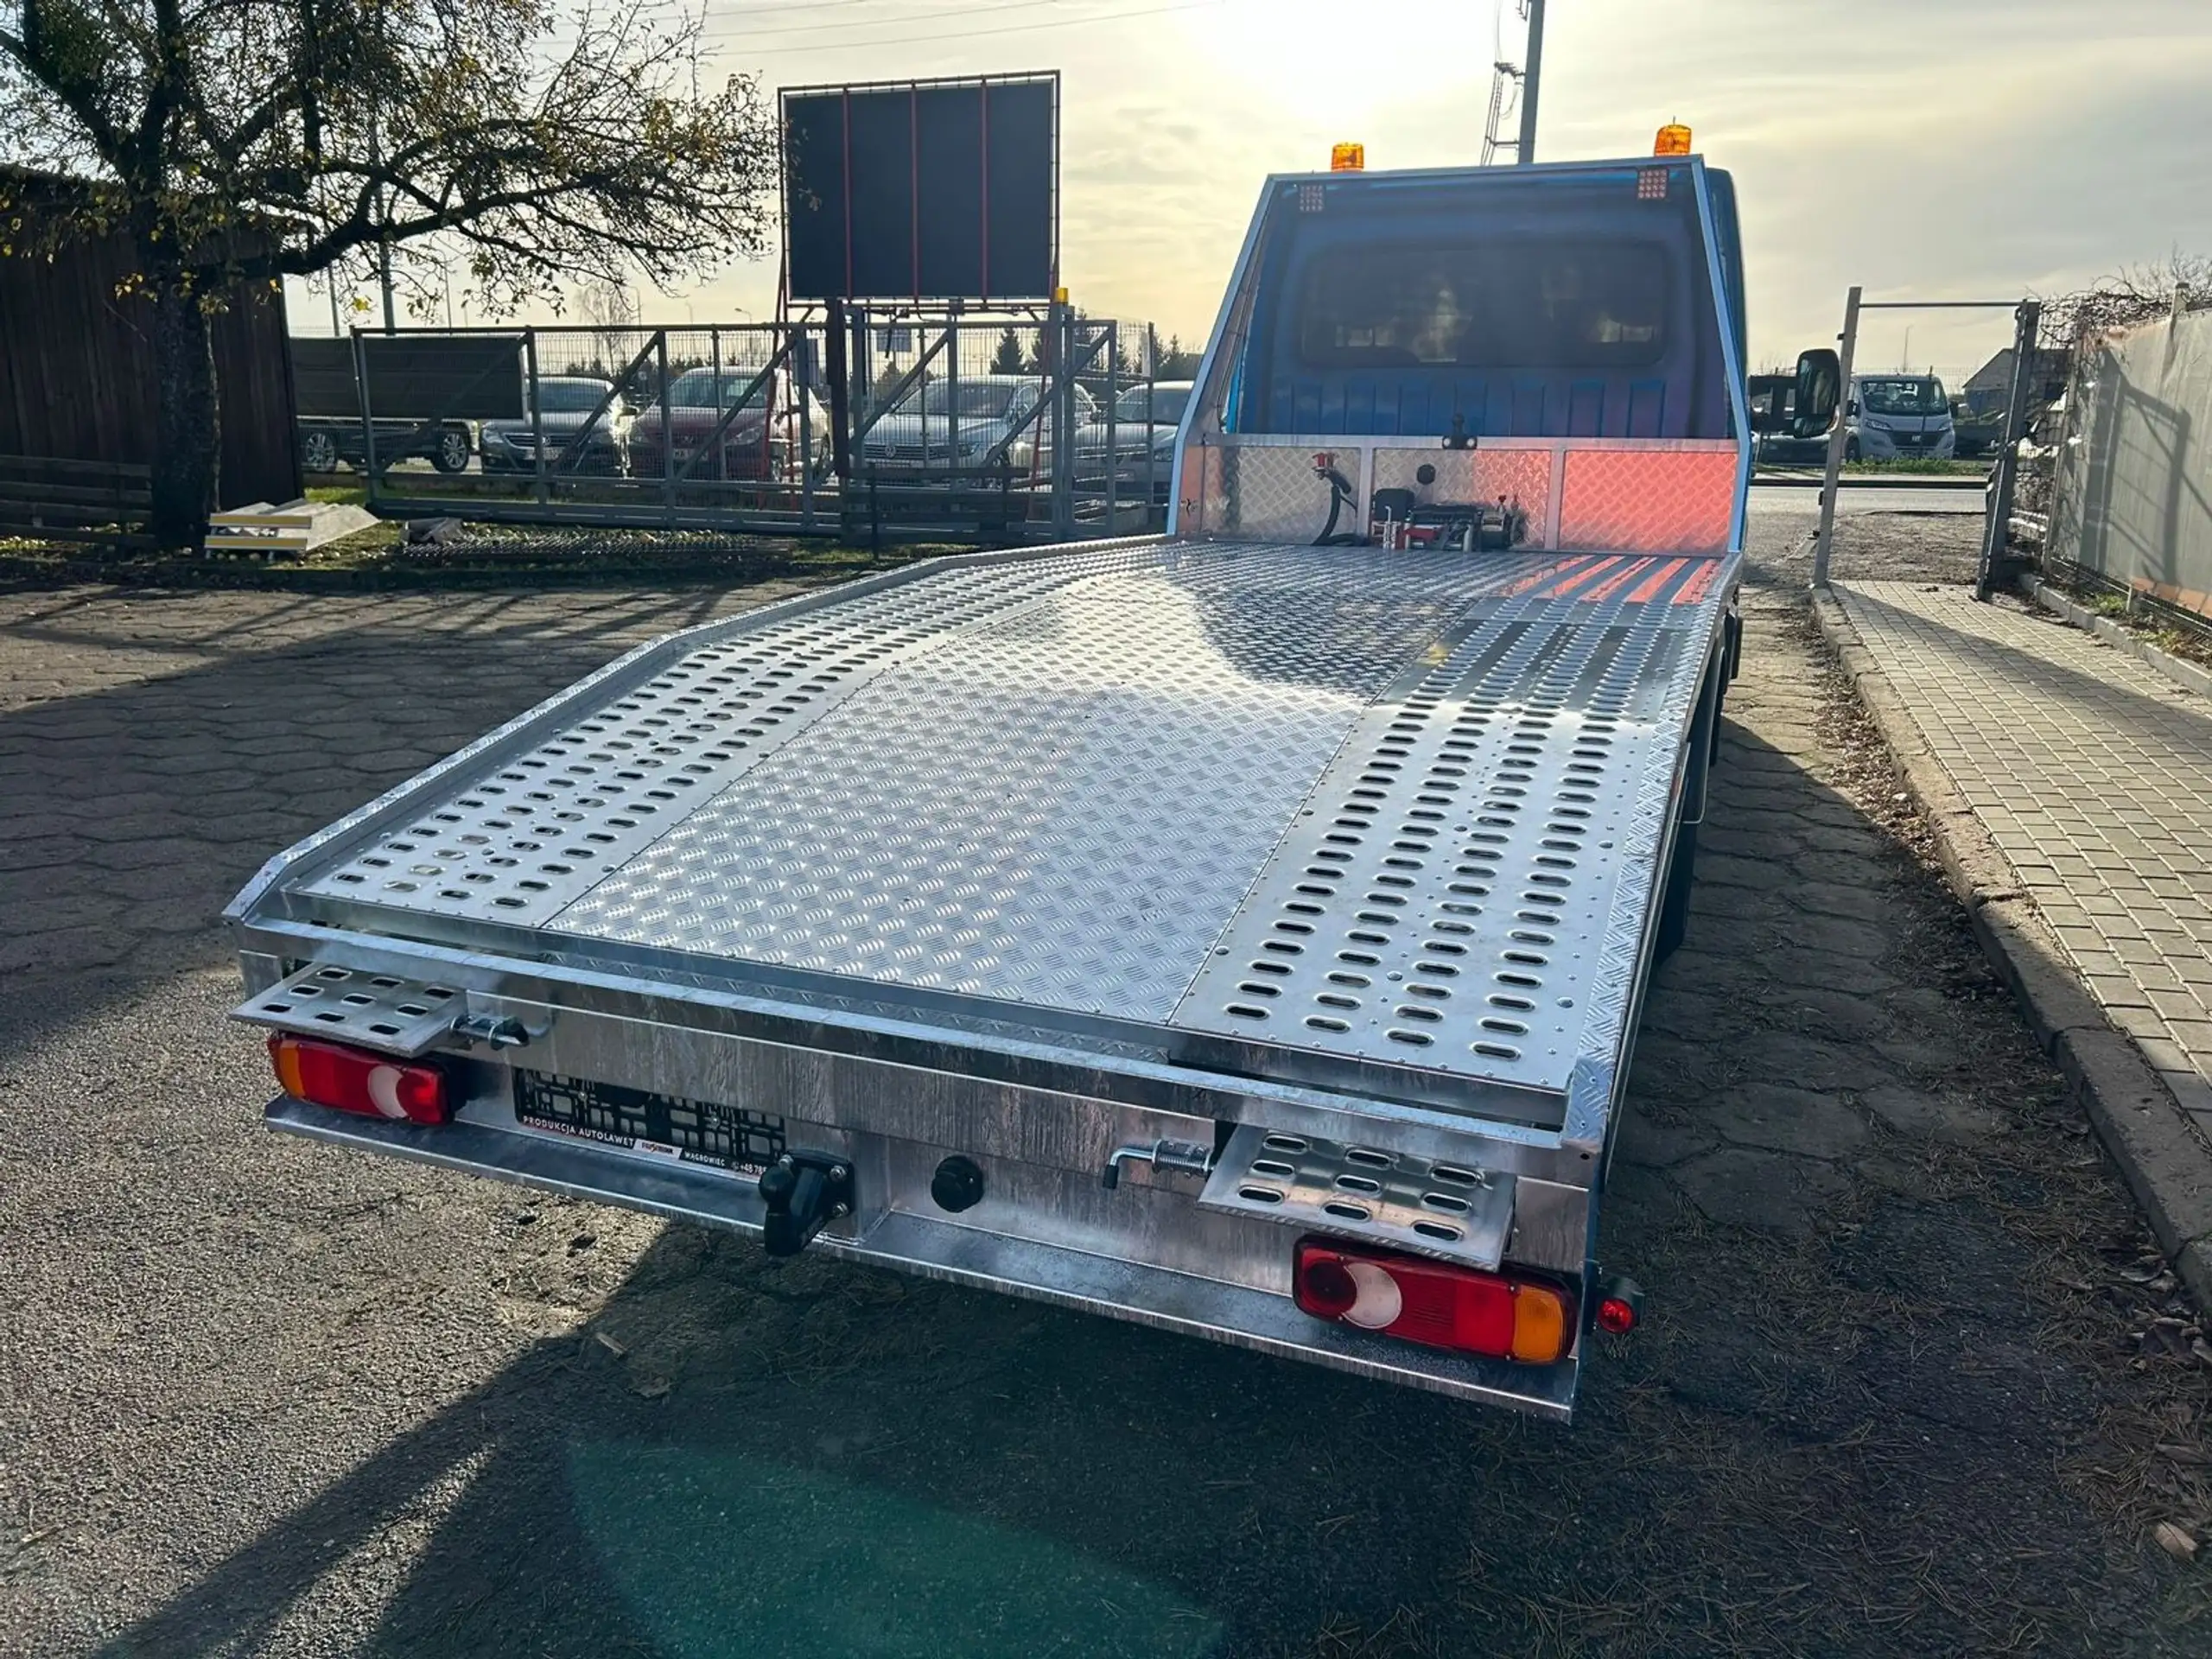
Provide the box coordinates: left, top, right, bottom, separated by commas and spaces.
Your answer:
782, 73, 1058, 302
291, 335, 525, 421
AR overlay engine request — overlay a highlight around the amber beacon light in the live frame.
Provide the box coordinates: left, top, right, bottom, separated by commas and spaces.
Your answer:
1330, 142, 1365, 172
1653, 121, 1693, 156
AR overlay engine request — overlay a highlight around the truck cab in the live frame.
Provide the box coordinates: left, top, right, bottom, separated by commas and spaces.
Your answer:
1172, 156, 1765, 559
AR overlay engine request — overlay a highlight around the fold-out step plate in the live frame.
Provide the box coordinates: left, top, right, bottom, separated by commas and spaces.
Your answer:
1197, 1124, 1515, 1269
232, 963, 465, 1057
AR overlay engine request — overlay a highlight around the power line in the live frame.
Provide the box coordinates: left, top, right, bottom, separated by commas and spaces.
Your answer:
713, 0, 1224, 55
704, 0, 1010, 19
699, 0, 1090, 41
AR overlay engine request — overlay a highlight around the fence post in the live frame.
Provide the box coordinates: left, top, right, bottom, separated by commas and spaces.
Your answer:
524, 328, 549, 512
658, 330, 674, 520
1104, 321, 1120, 535
799, 329, 817, 534
1052, 304, 1077, 540
945, 317, 960, 474
1811, 284, 1862, 589
1976, 299, 2042, 601
1141, 342, 1157, 517
826, 298, 851, 482
352, 327, 381, 512
917, 324, 931, 472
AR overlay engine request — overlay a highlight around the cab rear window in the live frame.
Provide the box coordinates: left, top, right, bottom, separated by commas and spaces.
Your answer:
1296, 241, 1670, 370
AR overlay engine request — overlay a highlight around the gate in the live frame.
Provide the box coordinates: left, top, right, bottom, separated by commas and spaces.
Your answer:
328, 313, 1171, 543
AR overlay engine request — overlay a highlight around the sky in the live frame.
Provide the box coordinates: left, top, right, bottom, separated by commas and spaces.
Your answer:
302, 0, 2212, 390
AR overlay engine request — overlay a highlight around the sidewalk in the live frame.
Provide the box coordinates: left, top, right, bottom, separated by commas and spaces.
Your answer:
1826, 579, 2212, 1255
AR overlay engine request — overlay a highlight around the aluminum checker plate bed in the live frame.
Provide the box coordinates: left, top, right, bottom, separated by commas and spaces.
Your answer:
228, 536, 1736, 1414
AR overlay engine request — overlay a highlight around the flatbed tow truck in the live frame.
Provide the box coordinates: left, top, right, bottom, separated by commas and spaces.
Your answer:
227, 146, 1839, 1419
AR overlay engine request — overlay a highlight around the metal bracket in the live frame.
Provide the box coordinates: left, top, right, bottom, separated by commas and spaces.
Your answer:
232, 963, 462, 1058
1198, 1124, 1516, 1270
757, 1151, 855, 1256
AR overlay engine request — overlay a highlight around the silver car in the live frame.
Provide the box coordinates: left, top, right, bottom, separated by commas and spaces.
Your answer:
1074, 380, 1192, 496
858, 374, 1096, 473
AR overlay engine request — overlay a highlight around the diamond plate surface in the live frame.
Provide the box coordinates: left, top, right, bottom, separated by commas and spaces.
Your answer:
271, 537, 1734, 1112
1371, 448, 1554, 545
557, 545, 1537, 1018
1556, 446, 1737, 554
294, 543, 1163, 926
1171, 554, 1722, 1096
1188, 443, 1353, 543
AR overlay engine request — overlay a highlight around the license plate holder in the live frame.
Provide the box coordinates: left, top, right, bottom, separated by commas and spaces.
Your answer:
512, 1069, 785, 1176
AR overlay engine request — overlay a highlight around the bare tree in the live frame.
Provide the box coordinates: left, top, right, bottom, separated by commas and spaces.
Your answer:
2038, 251, 2212, 355
575, 269, 641, 380
0, 0, 778, 543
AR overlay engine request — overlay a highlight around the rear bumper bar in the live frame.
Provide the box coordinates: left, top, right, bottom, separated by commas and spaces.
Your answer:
267, 1096, 1579, 1419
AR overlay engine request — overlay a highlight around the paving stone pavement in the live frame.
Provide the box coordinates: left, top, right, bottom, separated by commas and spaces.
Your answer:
4, 557, 2210, 1656
0, 585, 811, 995
1836, 580, 2212, 1134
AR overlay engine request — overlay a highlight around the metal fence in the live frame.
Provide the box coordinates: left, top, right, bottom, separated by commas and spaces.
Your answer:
330, 314, 1173, 543
2044, 305, 2212, 623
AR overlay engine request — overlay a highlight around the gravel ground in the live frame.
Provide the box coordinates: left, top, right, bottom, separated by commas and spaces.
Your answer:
3, 505, 2209, 1656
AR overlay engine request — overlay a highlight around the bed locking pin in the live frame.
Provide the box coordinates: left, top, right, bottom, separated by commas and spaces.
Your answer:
1101, 1138, 1216, 1191
449, 1013, 531, 1049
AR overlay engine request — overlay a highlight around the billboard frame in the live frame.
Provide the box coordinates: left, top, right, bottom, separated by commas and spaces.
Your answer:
778, 71, 1060, 306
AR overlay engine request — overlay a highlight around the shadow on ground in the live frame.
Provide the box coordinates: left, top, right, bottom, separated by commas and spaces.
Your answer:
50, 594, 2206, 1658
0, 585, 772, 1065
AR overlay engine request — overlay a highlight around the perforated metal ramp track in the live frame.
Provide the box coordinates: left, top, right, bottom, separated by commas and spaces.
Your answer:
277, 543, 1731, 1109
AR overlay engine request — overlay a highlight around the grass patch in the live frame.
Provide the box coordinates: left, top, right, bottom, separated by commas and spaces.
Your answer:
1842, 457, 1989, 477
2048, 571, 2212, 671
0, 522, 973, 590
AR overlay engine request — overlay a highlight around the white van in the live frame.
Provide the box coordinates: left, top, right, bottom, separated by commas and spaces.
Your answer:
1847, 374, 1956, 461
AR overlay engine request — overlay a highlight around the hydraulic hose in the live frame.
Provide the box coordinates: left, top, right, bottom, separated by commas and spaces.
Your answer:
1313, 464, 1359, 545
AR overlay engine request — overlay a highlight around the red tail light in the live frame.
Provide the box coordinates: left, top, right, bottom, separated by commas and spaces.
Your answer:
1596, 1274, 1644, 1335
1293, 1237, 1574, 1363
268, 1034, 451, 1125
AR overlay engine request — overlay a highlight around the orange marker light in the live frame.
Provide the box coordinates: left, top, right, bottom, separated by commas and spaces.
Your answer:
1654, 121, 1693, 156
1330, 142, 1365, 172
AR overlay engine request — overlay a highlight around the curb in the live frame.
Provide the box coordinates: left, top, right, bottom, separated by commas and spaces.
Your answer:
1751, 472, 1990, 491
1810, 587, 2212, 1310
2021, 574, 2212, 703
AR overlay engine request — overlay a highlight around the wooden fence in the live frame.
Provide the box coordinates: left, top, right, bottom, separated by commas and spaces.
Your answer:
0, 168, 301, 522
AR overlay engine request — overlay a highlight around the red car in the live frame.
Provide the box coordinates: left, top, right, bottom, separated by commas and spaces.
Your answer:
626, 367, 826, 481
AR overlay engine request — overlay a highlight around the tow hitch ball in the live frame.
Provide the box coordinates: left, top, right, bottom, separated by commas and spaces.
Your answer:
757, 1152, 853, 1257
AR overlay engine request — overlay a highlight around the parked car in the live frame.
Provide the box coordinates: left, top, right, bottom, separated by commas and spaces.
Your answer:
479, 376, 630, 475
298, 417, 473, 475
1073, 380, 1192, 494
858, 374, 1096, 474
626, 367, 825, 480
1845, 374, 1955, 461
